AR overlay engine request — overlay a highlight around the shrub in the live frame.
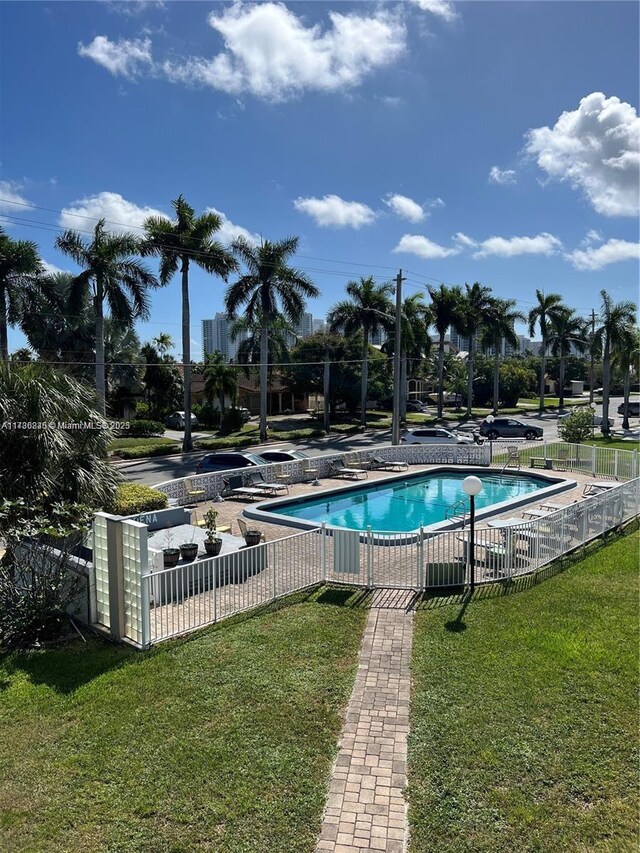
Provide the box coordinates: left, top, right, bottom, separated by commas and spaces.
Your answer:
113, 484, 168, 515
220, 407, 245, 434
134, 402, 151, 419
558, 407, 595, 443
193, 401, 221, 428
196, 436, 257, 451
117, 444, 180, 459
120, 419, 164, 438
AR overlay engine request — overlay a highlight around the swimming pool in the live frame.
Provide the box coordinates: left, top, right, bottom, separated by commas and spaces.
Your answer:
248, 468, 575, 533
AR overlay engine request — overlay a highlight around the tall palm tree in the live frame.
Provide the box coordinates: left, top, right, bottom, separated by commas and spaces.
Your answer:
452, 282, 493, 417
527, 290, 565, 414
225, 236, 318, 441
56, 220, 158, 415
143, 196, 237, 451
203, 351, 238, 414
0, 227, 43, 360
328, 276, 394, 428
548, 308, 586, 410
615, 326, 640, 431
427, 284, 461, 419
383, 293, 431, 420
231, 311, 294, 376
152, 332, 174, 357
103, 318, 144, 404
481, 298, 524, 414
594, 291, 637, 436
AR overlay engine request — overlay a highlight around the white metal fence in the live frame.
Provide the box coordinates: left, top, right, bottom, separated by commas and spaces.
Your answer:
94, 443, 639, 647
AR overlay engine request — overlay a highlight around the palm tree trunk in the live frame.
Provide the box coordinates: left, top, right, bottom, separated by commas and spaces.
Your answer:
323, 346, 330, 433
539, 343, 546, 414
181, 258, 192, 452
437, 334, 445, 419
94, 277, 106, 416
493, 349, 500, 415
400, 349, 407, 423
0, 289, 8, 361
601, 337, 611, 437
466, 335, 474, 417
622, 363, 630, 430
259, 310, 269, 442
559, 354, 566, 410
360, 326, 369, 428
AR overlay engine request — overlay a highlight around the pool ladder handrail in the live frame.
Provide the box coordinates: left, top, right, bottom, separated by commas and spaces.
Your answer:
445, 498, 468, 528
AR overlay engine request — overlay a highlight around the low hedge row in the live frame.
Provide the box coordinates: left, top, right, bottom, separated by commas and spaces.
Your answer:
195, 435, 257, 451
118, 419, 165, 438
118, 443, 181, 459
113, 483, 168, 515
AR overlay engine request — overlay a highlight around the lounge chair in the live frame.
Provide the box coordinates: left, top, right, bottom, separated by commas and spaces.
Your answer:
328, 458, 368, 480
367, 453, 408, 472
244, 470, 289, 495
185, 478, 206, 504
222, 475, 265, 500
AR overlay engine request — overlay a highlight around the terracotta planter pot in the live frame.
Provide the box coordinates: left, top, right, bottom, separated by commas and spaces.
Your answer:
163, 548, 180, 568
179, 543, 199, 561
204, 538, 223, 557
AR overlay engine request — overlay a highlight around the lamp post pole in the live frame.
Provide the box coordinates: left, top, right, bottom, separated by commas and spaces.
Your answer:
463, 476, 483, 593
391, 269, 404, 446
485, 414, 495, 463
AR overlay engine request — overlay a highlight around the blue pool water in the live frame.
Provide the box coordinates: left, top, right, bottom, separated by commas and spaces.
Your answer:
265, 471, 550, 532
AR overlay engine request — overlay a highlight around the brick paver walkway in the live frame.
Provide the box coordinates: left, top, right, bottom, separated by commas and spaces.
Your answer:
316, 591, 414, 852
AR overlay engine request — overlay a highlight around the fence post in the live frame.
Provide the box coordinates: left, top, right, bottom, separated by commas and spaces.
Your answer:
614, 449, 619, 480
417, 526, 424, 589
633, 450, 638, 481
272, 544, 277, 600
591, 444, 597, 476
321, 523, 327, 583
366, 526, 373, 587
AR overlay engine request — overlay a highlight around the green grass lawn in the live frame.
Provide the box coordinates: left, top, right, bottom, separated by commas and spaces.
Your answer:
0, 594, 366, 853
408, 531, 639, 853
581, 436, 640, 452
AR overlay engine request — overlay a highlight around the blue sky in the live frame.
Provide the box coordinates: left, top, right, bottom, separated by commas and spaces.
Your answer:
1, 0, 638, 358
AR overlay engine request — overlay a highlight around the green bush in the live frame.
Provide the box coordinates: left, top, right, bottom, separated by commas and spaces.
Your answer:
113, 484, 168, 515
220, 407, 245, 434
270, 428, 326, 440
196, 436, 257, 451
558, 407, 595, 443
118, 444, 181, 459
120, 419, 164, 438
193, 401, 221, 428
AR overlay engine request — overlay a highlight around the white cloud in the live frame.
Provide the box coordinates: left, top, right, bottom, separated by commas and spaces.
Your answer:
107, 1, 166, 17
205, 207, 260, 244
393, 234, 460, 259
489, 165, 517, 185
384, 193, 425, 222
525, 92, 640, 217
0, 180, 33, 213
426, 197, 445, 208
163, 3, 406, 101
410, 0, 458, 22
59, 192, 166, 233
40, 260, 67, 276
473, 232, 563, 258
452, 232, 477, 249
293, 194, 376, 229
582, 229, 604, 246
78, 35, 153, 78
567, 239, 640, 271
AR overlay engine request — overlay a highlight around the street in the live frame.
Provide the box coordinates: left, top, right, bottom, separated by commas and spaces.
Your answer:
118, 397, 636, 485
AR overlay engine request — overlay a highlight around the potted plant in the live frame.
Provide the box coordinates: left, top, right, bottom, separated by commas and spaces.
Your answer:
179, 527, 198, 562
162, 530, 180, 567
203, 509, 223, 557
243, 528, 263, 547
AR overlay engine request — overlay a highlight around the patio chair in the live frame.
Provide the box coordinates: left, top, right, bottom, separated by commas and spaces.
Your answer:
503, 446, 521, 469
237, 517, 266, 542
185, 478, 206, 504
367, 453, 408, 472
328, 458, 368, 480
244, 470, 289, 494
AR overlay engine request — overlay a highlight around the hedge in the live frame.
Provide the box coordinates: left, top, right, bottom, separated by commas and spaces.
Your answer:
113, 484, 168, 515
195, 436, 257, 451
118, 420, 165, 438
117, 444, 181, 459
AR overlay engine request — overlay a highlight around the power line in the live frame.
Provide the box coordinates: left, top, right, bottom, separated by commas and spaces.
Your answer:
7, 355, 395, 369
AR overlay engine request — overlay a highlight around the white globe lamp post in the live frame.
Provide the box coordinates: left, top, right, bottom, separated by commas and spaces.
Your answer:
463, 475, 483, 591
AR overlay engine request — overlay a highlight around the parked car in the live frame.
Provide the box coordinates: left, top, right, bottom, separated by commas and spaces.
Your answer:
257, 449, 313, 463
479, 418, 543, 440
165, 411, 199, 430
558, 411, 614, 428
401, 427, 475, 445
195, 452, 268, 474
405, 401, 430, 413
236, 407, 252, 423
618, 401, 640, 416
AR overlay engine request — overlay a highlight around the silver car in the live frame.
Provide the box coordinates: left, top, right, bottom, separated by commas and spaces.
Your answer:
401, 427, 475, 445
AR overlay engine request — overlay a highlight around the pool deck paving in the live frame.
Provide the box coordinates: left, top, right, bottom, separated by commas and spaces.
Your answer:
316, 590, 414, 853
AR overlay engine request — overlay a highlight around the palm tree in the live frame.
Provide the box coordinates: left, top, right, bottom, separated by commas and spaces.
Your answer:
231, 311, 294, 377
481, 298, 525, 414
103, 318, 144, 406
55, 220, 158, 415
548, 308, 586, 410
615, 326, 640, 431
427, 284, 461, 419
527, 290, 565, 414
452, 282, 493, 417
328, 276, 394, 428
383, 293, 431, 420
225, 236, 318, 441
152, 332, 174, 357
143, 196, 238, 451
0, 227, 43, 360
203, 351, 238, 414
594, 291, 637, 436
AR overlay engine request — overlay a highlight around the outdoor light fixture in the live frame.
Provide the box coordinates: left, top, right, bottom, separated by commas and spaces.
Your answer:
462, 475, 483, 591
485, 414, 495, 462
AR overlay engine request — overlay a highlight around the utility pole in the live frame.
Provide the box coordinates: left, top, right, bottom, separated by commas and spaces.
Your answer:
589, 308, 596, 404
391, 269, 404, 446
